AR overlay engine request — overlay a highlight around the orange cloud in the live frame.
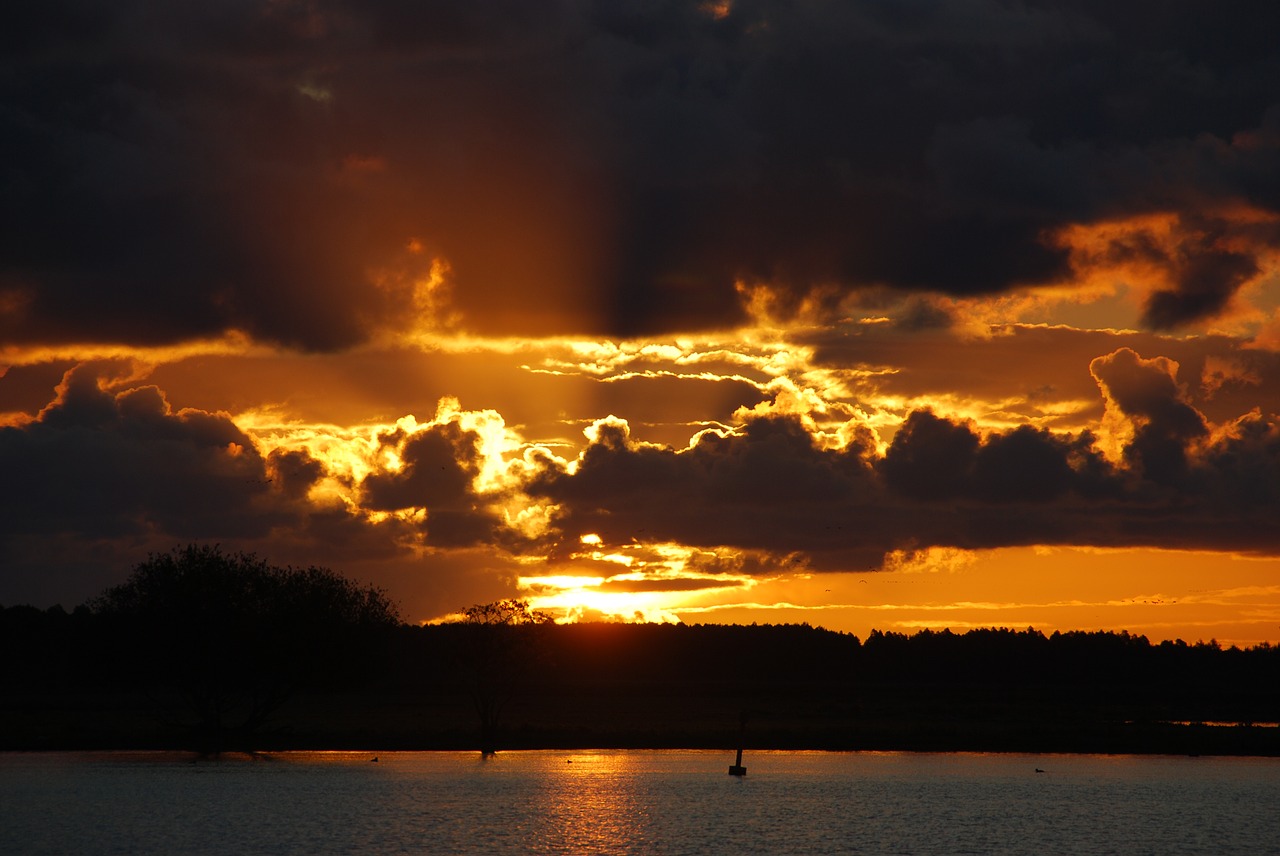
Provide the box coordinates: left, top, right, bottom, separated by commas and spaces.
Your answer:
1051, 208, 1280, 333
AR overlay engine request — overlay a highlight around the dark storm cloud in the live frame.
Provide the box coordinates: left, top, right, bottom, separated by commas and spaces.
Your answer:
267, 448, 325, 498
0, 364, 313, 545
530, 361, 1280, 566
530, 413, 882, 563
362, 422, 482, 512
1090, 347, 1209, 484
881, 411, 1117, 504
360, 421, 509, 547
1060, 211, 1280, 330
878, 410, 981, 501
1199, 411, 1280, 517
0, 363, 311, 600
5, 1, 1280, 347
1141, 238, 1260, 330
0, 363, 465, 608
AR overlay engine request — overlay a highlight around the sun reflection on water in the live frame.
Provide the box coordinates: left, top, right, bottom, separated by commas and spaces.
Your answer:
520, 752, 662, 853
5, 750, 1280, 855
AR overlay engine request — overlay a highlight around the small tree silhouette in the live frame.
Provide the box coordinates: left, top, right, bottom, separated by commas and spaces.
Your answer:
91, 545, 399, 754
453, 599, 552, 754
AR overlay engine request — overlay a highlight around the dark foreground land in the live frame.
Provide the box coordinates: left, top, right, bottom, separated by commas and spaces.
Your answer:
5, 611, 1279, 756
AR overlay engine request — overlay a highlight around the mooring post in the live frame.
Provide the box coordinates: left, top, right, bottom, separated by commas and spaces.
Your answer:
728, 712, 747, 776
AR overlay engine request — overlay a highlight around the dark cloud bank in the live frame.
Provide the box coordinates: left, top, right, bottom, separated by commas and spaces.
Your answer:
5, 0, 1280, 346
529, 346, 1280, 567
0, 363, 417, 605
2, 347, 1279, 606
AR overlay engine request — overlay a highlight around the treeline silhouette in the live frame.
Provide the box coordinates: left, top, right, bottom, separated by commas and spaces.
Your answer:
4, 546, 400, 754
3, 551, 1278, 755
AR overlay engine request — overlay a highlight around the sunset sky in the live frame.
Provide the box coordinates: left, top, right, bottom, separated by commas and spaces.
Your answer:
4, 0, 1280, 645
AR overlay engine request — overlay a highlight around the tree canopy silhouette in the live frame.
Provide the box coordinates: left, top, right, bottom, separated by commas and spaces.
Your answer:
451, 599, 552, 754
462, 598, 554, 627
90, 544, 399, 753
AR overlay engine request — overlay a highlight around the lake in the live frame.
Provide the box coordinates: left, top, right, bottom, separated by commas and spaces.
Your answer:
3, 750, 1278, 854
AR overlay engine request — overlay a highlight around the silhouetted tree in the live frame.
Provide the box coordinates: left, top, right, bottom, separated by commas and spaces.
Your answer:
451, 599, 552, 754
90, 545, 399, 753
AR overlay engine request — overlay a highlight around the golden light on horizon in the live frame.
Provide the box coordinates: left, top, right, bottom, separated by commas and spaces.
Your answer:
665, 546, 1280, 649
515, 537, 766, 625
522, 581, 688, 625
509, 540, 1280, 646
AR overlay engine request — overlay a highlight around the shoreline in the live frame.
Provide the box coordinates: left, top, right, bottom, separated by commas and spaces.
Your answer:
7, 723, 1280, 758
6, 745, 1280, 760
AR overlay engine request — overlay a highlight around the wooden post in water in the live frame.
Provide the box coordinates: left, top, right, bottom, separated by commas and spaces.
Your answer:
728, 712, 747, 776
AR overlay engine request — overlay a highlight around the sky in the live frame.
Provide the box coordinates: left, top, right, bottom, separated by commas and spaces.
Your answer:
3, 0, 1280, 646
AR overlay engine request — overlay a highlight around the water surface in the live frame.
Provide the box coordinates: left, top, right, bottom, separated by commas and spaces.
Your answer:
3, 750, 1278, 854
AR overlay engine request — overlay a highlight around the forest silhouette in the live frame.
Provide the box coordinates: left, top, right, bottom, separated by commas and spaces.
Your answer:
3, 547, 1278, 756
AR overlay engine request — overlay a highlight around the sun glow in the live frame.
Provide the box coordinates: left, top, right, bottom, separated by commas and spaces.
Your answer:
515, 537, 764, 624
522, 581, 686, 624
